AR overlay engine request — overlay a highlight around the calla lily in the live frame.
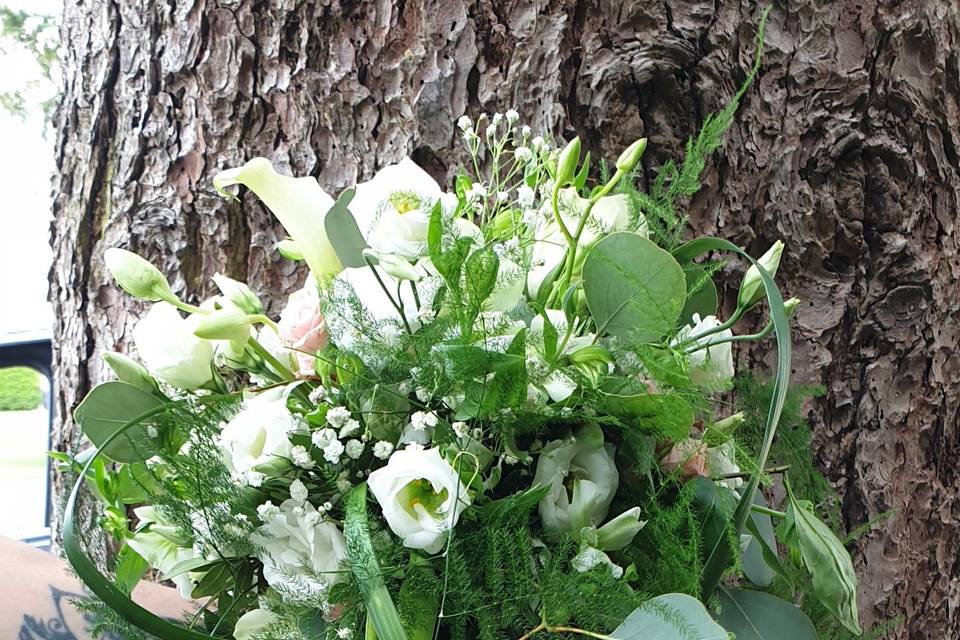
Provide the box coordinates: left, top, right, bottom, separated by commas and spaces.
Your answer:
214, 158, 342, 278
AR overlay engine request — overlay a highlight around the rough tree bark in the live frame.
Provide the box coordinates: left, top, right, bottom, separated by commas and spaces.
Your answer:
50, 1, 958, 637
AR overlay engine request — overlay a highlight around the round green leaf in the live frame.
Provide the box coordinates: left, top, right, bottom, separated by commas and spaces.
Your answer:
717, 587, 818, 640
743, 492, 778, 587
611, 593, 727, 640
582, 232, 686, 343
74, 381, 165, 463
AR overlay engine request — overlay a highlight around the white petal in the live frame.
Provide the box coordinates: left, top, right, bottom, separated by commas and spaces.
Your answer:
215, 158, 341, 277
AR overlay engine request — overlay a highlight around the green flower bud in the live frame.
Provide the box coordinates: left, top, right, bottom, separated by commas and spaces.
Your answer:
275, 238, 304, 261
193, 305, 252, 342
737, 240, 784, 310
615, 138, 647, 172
336, 351, 365, 386
101, 351, 161, 395
104, 248, 176, 303
784, 297, 801, 317
555, 136, 582, 186
488, 208, 521, 240
213, 273, 263, 315
597, 507, 645, 551
711, 411, 745, 434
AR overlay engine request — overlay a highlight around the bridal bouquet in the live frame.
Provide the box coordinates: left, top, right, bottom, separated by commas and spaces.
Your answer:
63, 13, 862, 640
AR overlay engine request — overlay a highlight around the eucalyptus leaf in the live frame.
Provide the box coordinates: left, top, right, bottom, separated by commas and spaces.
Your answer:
610, 593, 727, 640
742, 492, 779, 587
582, 232, 686, 343
74, 381, 165, 463
717, 587, 818, 640
780, 479, 862, 635
326, 188, 368, 267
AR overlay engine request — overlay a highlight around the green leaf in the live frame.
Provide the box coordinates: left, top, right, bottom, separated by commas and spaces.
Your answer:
74, 382, 165, 463
780, 479, 862, 635
742, 493, 779, 588
540, 311, 559, 362
345, 483, 409, 640
690, 476, 737, 595
744, 515, 792, 588
298, 612, 327, 639
361, 384, 411, 442
327, 188, 369, 268
190, 561, 233, 598
673, 236, 792, 600
464, 247, 499, 313
114, 543, 149, 596
610, 593, 727, 640
679, 262, 718, 326
582, 232, 686, 343
717, 587, 818, 640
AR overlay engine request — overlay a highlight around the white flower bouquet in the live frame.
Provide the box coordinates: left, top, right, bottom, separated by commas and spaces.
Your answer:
63, 11, 863, 640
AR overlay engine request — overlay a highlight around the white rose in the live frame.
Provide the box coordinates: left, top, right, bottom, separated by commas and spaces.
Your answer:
234, 609, 279, 640
252, 498, 348, 603
367, 447, 471, 554
132, 302, 215, 390
349, 158, 454, 260
218, 387, 304, 485
534, 425, 619, 533
680, 313, 735, 389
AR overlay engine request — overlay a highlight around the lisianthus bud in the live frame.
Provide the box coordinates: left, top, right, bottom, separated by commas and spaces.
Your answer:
555, 137, 582, 186
596, 506, 645, 551
213, 273, 263, 315
102, 351, 160, 395
567, 345, 614, 367
711, 411, 745, 434
194, 305, 252, 342
362, 249, 421, 281
784, 297, 801, 317
275, 238, 304, 261
104, 248, 176, 303
738, 240, 784, 310
234, 610, 279, 640
615, 138, 647, 172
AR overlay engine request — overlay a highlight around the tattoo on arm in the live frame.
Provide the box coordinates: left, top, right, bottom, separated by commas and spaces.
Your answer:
17, 586, 117, 640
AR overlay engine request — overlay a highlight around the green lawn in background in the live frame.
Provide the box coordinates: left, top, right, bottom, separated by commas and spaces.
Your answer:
0, 367, 44, 411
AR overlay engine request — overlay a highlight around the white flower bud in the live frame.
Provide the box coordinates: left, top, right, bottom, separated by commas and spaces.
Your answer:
738, 240, 785, 310
193, 304, 252, 343
213, 273, 263, 315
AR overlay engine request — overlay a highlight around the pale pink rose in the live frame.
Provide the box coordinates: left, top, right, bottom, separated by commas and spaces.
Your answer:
659, 438, 708, 479
278, 282, 328, 375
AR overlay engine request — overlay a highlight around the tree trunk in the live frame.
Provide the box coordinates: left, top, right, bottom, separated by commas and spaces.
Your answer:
51, 0, 959, 636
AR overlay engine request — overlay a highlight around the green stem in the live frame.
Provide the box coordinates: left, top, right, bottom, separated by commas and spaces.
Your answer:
677, 307, 744, 347
247, 336, 295, 381
684, 318, 773, 353
365, 257, 413, 335
751, 504, 787, 519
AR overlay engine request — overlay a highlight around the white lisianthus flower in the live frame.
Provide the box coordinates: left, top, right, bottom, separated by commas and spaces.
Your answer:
367, 447, 471, 554
126, 506, 201, 599
707, 441, 743, 493
252, 498, 348, 603
133, 302, 215, 390
348, 158, 453, 260
218, 387, 305, 485
534, 425, 619, 533
680, 313, 735, 389
234, 609, 279, 640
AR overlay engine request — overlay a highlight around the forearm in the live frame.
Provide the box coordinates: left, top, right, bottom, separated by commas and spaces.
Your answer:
0, 536, 192, 639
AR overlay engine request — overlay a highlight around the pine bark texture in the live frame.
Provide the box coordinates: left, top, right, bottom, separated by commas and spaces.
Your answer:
51, 1, 958, 637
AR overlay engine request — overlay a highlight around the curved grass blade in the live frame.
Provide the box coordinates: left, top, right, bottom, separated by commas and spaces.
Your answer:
673, 236, 791, 599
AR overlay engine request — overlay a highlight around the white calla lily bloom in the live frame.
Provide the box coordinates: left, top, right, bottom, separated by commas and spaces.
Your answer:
534, 425, 619, 533
680, 313, 735, 389
252, 498, 348, 602
367, 447, 471, 554
218, 387, 305, 486
214, 158, 342, 278
349, 158, 454, 260
133, 302, 215, 390
126, 506, 200, 599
